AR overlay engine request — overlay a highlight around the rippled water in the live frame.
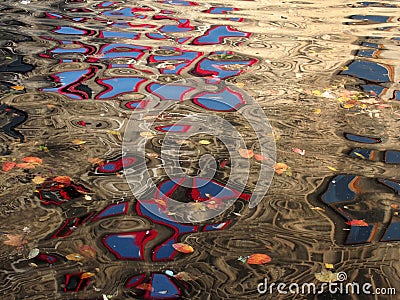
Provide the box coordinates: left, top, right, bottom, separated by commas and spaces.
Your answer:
1, 0, 400, 299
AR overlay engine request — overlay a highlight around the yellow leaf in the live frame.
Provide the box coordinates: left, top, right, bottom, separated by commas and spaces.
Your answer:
343, 103, 355, 109
314, 109, 322, 115
72, 139, 86, 145
327, 166, 337, 171
325, 263, 334, 269
235, 82, 245, 88
199, 140, 211, 145
11, 85, 25, 91
107, 130, 120, 135
140, 132, 154, 139
353, 152, 366, 159
312, 90, 322, 96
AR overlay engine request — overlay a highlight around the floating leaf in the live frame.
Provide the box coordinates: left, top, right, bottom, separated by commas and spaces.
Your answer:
28, 248, 40, 259
172, 243, 194, 254
315, 270, 339, 282
107, 130, 120, 135
136, 283, 153, 291
275, 163, 288, 175
353, 152, 366, 159
11, 85, 25, 91
16, 163, 35, 169
327, 166, 337, 171
78, 244, 96, 258
22, 156, 42, 164
314, 108, 322, 114
342, 103, 355, 109
254, 154, 268, 161
81, 272, 95, 279
66, 253, 84, 261
88, 157, 104, 165
292, 148, 305, 155
2, 161, 16, 172
238, 148, 254, 158
346, 220, 369, 227
53, 176, 72, 184
72, 139, 87, 145
174, 271, 196, 281
140, 132, 154, 139
3, 234, 27, 247
247, 253, 272, 265
32, 176, 45, 185
199, 140, 211, 145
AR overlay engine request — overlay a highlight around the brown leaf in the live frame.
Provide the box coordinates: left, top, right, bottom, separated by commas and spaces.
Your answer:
78, 244, 96, 258
88, 157, 104, 166
3, 234, 27, 247
2, 161, 16, 172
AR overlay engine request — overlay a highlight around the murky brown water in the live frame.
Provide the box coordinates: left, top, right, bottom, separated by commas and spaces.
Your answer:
0, 0, 400, 299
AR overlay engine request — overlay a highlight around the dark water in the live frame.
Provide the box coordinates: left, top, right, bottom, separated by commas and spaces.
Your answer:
0, 0, 400, 299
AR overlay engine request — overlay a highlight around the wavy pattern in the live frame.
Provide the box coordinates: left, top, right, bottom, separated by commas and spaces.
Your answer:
0, 0, 400, 299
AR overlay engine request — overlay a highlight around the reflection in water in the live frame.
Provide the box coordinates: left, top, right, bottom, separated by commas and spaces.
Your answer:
0, 0, 400, 299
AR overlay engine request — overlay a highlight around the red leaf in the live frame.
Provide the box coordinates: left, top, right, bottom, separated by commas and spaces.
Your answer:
247, 254, 272, 265
346, 220, 369, 227
2, 161, 16, 172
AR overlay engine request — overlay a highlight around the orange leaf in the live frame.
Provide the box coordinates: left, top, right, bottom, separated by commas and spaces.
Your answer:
22, 156, 42, 164
53, 176, 72, 184
81, 272, 95, 279
275, 163, 288, 175
238, 148, 254, 158
72, 139, 86, 145
2, 161, 16, 172
136, 283, 153, 291
66, 253, 84, 261
16, 163, 36, 169
11, 85, 25, 91
247, 254, 272, 265
346, 220, 369, 227
172, 243, 194, 254
78, 244, 96, 258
